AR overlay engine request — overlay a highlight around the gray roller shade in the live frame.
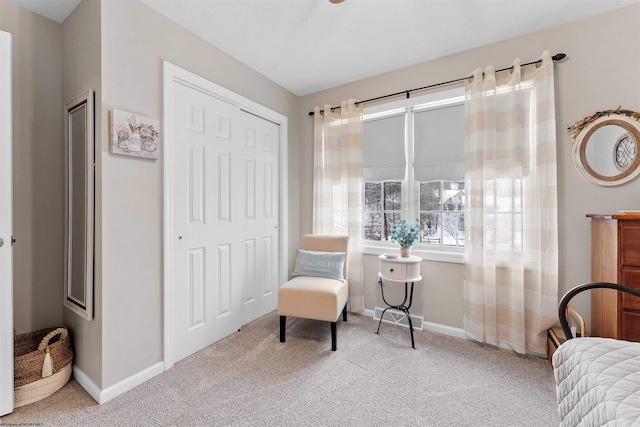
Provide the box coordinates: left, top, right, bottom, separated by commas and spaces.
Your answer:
414, 104, 465, 182
362, 114, 406, 181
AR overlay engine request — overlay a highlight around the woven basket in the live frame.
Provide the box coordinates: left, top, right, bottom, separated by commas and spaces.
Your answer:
14, 327, 73, 407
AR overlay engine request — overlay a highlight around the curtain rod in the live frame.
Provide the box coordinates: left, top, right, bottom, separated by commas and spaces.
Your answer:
308, 53, 566, 116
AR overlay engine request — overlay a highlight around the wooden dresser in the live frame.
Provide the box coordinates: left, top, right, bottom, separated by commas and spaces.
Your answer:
589, 214, 640, 340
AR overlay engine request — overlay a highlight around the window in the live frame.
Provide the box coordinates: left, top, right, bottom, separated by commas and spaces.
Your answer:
419, 180, 464, 247
362, 88, 465, 259
364, 181, 401, 241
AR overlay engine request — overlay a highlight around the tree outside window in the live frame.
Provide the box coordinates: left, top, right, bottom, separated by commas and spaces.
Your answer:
364, 181, 401, 241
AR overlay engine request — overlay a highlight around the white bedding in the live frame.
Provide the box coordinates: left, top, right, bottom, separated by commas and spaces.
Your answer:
553, 337, 640, 426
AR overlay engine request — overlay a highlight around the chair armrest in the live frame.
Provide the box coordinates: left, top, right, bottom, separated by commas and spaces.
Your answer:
559, 282, 640, 340
566, 304, 587, 337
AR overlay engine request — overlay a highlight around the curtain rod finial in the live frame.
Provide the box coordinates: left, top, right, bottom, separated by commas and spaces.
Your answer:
552, 53, 566, 61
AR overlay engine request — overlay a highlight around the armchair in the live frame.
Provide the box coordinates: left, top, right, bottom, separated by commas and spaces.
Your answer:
277, 235, 349, 351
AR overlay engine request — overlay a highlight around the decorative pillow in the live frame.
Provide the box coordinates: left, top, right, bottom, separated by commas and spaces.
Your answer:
291, 249, 347, 282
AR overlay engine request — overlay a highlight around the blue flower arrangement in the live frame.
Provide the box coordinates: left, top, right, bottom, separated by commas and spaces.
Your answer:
391, 219, 421, 247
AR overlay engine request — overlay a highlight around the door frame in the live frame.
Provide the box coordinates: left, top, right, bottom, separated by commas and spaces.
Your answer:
0, 30, 13, 416
162, 61, 288, 370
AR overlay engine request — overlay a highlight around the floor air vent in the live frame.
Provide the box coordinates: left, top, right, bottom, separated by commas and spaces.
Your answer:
373, 307, 424, 331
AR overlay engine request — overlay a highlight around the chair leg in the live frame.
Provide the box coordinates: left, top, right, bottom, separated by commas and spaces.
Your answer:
280, 316, 286, 343
342, 304, 347, 321
331, 321, 337, 351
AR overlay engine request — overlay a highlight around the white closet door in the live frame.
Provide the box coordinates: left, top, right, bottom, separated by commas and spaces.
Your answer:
0, 30, 13, 416
168, 66, 284, 364
239, 111, 280, 325
172, 82, 243, 363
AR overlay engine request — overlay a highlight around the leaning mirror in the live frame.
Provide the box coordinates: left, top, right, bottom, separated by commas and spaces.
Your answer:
569, 110, 640, 186
63, 90, 94, 320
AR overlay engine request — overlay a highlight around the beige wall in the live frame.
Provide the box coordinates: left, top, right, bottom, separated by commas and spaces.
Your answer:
3, 0, 301, 392
99, 0, 300, 387
0, 0, 64, 334
61, 0, 103, 389
363, 256, 465, 328
300, 4, 640, 331
6, 0, 640, 398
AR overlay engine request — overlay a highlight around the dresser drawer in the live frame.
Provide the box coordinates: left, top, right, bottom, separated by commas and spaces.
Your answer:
620, 221, 640, 266
379, 256, 421, 281
621, 267, 640, 310
379, 259, 407, 280
621, 310, 640, 342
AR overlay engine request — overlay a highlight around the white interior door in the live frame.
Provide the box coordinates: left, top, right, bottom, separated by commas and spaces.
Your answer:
171, 82, 243, 363
165, 62, 287, 368
239, 111, 280, 325
0, 30, 14, 416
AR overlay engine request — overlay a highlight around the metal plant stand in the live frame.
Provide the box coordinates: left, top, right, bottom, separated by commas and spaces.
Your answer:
375, 254, 422, 349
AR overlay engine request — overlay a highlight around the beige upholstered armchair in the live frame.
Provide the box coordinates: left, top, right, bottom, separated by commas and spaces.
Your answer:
277, 235, 349, 351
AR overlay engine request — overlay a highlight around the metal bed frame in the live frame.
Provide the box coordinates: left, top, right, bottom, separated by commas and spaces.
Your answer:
558, 281, 640, 340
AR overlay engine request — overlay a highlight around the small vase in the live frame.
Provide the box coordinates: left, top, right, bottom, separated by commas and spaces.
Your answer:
400, 246, 411, 258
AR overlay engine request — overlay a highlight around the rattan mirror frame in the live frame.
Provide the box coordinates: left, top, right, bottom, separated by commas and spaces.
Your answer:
571, 113, 640, 186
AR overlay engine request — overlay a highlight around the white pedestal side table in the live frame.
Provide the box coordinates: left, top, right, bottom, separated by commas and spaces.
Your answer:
376, 254, 422, 348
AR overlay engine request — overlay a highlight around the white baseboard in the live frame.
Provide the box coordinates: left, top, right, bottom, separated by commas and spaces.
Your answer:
422, 321, 467, 339
72, 365, 101, 403
359, 309, 467, 340
73, 362, 164, 404
361, 310, 545, 357
100, 362, 164, 404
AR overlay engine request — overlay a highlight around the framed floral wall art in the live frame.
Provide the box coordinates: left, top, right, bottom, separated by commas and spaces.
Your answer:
110, 109, 160, 160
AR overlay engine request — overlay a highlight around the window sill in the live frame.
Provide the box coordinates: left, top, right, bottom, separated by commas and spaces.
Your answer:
362, 245, 464, 264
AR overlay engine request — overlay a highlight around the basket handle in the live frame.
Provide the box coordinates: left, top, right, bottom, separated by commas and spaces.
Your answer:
37, 328, 68, 351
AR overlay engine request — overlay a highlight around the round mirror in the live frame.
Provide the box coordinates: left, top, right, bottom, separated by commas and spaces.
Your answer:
571, 113, 640, 186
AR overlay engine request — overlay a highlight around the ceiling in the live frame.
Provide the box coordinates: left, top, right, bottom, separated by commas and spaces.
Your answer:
10, 0, 640, 96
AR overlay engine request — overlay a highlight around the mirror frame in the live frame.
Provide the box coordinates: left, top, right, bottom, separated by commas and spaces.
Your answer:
571, 112, 640, 186
63, 90, 94, 320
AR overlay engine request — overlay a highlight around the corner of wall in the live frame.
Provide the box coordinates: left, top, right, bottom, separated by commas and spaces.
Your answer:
61, 0, 103, 390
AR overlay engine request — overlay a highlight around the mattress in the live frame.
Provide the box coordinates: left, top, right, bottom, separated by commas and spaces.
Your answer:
553, 337, 640, 426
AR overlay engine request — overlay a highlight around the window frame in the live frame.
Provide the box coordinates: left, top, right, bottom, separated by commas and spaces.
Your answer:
361, 87, 465, 264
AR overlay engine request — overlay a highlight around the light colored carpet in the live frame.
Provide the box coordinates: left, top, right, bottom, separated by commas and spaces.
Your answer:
1, 313, 559, 426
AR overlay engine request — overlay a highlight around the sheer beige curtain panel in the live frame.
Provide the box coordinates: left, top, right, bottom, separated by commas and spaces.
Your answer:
313, 99, 365, 312
464, 51, 558, 355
